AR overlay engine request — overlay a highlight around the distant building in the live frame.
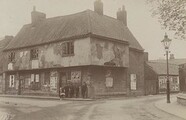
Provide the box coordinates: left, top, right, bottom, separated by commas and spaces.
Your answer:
150, 57, 186, 66
0, 36, 13, 93
145, 62, 179, 95
3, 0, 145, 97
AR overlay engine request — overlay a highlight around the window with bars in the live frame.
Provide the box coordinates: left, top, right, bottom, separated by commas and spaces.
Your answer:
62, 41, 74, 56
30, 49, 39, 60
8, 52, 15, 62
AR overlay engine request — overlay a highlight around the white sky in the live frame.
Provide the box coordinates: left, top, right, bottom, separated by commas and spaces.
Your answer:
0, 0, 185, 60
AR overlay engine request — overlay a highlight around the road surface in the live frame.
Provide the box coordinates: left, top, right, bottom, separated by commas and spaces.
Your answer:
0, 95, 185, 120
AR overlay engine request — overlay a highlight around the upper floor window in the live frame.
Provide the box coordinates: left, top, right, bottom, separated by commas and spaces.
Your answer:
30, 49, 39, 60
8, 52, 15, 62
62, 41, 74, 56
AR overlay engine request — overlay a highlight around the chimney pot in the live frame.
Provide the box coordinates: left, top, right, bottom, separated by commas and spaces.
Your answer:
144, 52, 149, 62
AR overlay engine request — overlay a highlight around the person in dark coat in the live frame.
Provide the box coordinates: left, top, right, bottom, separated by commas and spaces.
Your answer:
64, 84, 69, 98
69, 83, 74, 98
75, 84, 80, 98
81, 82, 87, 98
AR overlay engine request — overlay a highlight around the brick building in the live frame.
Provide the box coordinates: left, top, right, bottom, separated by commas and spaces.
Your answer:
145, 62, 180, 95
3, 0, 145, 98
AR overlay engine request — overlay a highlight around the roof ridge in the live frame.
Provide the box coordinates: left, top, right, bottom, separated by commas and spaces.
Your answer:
147, 61, 178, 65
46, 10, 88, 21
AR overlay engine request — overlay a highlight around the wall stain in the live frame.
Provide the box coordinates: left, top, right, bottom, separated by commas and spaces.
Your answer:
96, 43, 103, 59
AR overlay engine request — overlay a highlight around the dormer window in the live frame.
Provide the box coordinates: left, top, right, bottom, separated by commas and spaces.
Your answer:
30, 48, 39, 60
8, 52, 15, 62
62, 41, 74, 56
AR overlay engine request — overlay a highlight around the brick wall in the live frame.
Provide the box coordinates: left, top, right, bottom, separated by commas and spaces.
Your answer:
144, 63, 158, 95
128, 49, 145, 96
90, 66, 127, 96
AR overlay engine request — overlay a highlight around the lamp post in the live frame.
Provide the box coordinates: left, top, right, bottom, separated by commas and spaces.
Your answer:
161, 33, 172, 103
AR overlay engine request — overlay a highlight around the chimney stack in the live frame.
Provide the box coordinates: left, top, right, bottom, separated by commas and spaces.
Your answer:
144, 52, 149, 62
117, 5, 127, 26
31, 6, 46, 25
94, 0, 103, 15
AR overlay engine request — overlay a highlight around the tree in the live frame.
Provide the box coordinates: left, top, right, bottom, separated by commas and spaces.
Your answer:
146, 0, 186, 40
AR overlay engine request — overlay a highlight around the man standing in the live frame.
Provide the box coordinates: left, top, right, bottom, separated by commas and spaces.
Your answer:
81, 82, 87, 98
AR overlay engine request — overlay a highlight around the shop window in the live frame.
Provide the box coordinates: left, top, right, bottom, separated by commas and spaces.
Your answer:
30, 49, 39, 60
8, 52, 15, 62
9, 75, 15, 88
62, 41, 74, 56
30, 74, 40, 90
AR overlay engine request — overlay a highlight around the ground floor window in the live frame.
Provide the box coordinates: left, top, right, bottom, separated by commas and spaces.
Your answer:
130, 74, 137, 90
9, 75, 15, 88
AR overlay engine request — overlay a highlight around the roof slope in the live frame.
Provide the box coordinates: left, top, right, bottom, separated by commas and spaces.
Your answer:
5, 10, 143, 51
150, 59, 186, 65
0, 38, 12, 73
146, 62, 179, 75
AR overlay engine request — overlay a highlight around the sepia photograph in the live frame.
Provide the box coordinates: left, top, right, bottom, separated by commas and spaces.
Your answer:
0, 0, 186, 120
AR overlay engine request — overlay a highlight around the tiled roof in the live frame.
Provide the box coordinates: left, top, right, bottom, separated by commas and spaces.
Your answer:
146, 62, 179, 75
0, 37, 13, 73
150, 59, 186, 65
5, 10, 143, 51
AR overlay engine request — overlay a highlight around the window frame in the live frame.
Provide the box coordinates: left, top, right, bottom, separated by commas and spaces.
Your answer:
8, 52, 15, 63
30, 48, 39, 60
62, 41, 74, 57
9, 74, 15, 88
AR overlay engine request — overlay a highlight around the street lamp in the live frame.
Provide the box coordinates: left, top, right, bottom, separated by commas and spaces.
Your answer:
161, 33, 172, 103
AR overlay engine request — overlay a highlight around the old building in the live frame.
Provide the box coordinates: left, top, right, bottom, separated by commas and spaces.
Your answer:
0, 36, 13, 93
145, 62, 180, 95
179, 63, 186, 92
3, 0, 145, 98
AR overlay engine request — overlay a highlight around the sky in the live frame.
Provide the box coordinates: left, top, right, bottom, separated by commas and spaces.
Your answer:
0, 0, 185, 60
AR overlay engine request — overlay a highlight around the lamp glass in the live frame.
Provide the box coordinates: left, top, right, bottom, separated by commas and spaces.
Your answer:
161, 36, 172, 50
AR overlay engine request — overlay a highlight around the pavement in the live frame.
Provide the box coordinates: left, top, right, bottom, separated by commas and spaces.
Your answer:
0, 94, 94, 101
155, 96, 186, 120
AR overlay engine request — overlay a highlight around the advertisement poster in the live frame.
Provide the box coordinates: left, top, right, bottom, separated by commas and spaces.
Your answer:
130, 74, 137, 90
50, 71, 58, 92
159, 76, 180, 93
106, 77, 113, 87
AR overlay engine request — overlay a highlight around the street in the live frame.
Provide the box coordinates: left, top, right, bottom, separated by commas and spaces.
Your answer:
0, 95, 185, 120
